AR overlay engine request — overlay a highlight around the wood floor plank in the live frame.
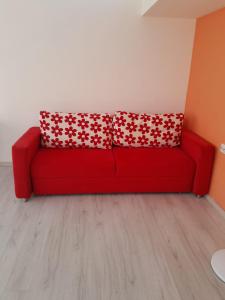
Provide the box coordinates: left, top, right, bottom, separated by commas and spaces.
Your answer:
0, 166, 225, 300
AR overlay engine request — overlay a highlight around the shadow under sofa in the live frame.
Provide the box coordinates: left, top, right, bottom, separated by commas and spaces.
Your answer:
12, 127, 215, 200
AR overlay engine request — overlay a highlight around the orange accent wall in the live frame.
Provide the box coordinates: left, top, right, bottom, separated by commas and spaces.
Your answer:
185, 7, 225, 210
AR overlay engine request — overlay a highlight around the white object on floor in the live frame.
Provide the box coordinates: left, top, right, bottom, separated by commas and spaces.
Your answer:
211, 249, 225, 283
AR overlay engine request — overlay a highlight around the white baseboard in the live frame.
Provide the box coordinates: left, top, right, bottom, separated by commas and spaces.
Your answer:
0, 162, 12, 167
206, 194, 225, 218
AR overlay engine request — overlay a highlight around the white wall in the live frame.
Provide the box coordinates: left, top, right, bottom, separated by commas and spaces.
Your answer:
0, 0, 195, 162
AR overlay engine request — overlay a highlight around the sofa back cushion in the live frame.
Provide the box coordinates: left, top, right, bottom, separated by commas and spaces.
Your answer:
39, 111, 113, 149
112, 111, 184, 147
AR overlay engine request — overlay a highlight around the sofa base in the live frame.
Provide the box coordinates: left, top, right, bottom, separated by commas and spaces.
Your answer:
32, 176, 194, 195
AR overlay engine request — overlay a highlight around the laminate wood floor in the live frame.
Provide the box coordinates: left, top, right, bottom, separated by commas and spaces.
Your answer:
0, 166, 225, 300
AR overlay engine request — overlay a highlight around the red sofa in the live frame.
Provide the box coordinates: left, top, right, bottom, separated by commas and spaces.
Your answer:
12, 127, 214, 199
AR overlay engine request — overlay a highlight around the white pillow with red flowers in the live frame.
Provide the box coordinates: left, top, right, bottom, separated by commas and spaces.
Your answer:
112, 111, 184, 147
40, 111, 113, 149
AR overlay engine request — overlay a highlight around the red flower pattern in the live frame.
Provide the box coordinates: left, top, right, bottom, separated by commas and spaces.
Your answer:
102, 115, 112, 124
152, 115, 163, 126
51, 125, 63, 137
40, 111, 50, 119
103, 138, 112, 149
139, 123, 150, 134
119, 111, 128, 115
90, 134, 102, 146
114, 128, 124, 139
41, 132, 50, 144
126, 122, 137, 133
40, 120, 50, 131
90, 113, 101, 121
78, 118, 89, 129
173, 134, 181, 145
51, 138, 63, 148
176, 113, 184, 121
90, 122, 102, 133
51, 113, 63, 125
77, 131, 89, 142
40, 111, 183, 149
137, 135, 149, 146
77, 113, 88, 118
65, 126, 77, 138
113, 111, 184, 147
164, 113, 174, 118
150, 140, 160, 147
115, 116, 126, 127
151, 128, 161, 139
65, 139, 77, 148
141, 114, 151, 122
162, 131, 174, 142
103, 125, 111, 136
40, 111, 112, 149
163, 119, 175, 130
125, 134, 136, 145
65, 114, 76, 125
175, 123, 183, 133
128, 113, 138, 121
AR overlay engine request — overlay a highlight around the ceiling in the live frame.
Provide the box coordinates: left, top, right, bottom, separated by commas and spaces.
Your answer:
141, 0, 225, 18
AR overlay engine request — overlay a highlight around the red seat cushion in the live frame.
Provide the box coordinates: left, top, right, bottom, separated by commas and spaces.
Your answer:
113, 147, 195, 178
31, 148, 115, 178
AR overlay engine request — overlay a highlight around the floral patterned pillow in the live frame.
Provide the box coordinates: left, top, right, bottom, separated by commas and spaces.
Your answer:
112, 111, 184, 147
40, 111, 113, 149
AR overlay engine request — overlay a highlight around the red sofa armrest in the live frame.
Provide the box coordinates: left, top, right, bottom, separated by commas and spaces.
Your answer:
12, 127, 41, 199
181, 129, 215, 196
